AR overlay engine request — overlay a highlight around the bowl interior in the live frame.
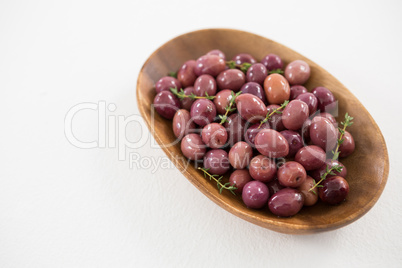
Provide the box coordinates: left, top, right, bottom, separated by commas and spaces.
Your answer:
136, 29, 389, 234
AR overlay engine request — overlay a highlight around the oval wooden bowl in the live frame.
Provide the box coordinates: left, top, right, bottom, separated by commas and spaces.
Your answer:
136, 29, 389, 234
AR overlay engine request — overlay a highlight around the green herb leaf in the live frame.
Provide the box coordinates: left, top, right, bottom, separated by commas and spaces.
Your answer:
219, 91, 241, 125
226, 61, 252, 73
226, 60, 237, 69
332, 151, 340, 160
168, 71, 177, 78
240, 63, 252, 73
198, 167, 237, 195
332, 112, 354, 160
170, 87, 216, 100
269, 69, 284, 74
219, 115, 227, 124
258, 100, 289, 129
309, 164, 343, 192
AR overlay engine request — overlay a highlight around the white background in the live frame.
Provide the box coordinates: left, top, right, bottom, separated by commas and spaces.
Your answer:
1, 0, 402, 267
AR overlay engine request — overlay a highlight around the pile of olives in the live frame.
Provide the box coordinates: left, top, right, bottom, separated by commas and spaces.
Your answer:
153, 50, 355, 217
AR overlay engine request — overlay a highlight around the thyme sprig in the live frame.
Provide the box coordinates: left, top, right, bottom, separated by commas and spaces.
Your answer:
198, 167, 237, 195
219, 91, 242, 124
258, 100, 289, 129
309, 164, 344, 194
226, 60, 252, 73
170, 87, 215, 100
168, 71, 177, 78
268, 69, 284, 75
332, 113, 354, 160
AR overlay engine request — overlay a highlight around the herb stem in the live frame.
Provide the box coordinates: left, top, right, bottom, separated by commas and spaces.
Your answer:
258, 100, 289, 129
268, 69, 284, 75
219, 91, 242, 124
226, 61, 252, 72
168, 71, 177, 78
192, 95, 214, 100
332, 113, 354, 160
309, 165, 343, 193
198, 167, 237, 195
170, 87, 215, 100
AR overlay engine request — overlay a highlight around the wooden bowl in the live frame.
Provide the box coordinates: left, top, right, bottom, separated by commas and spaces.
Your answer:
136, 29, 389, 234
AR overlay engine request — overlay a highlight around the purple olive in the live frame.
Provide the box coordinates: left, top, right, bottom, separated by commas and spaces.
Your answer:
281, 100, 309, 130
267, 179, 285, 196
228, 141, 253, 169
268, 188, 304, 217
295, 145, 326, 171
181, 134, 206, 161
280, 130, 303, 157
277, 161, 307, 188
242, 181, 269, 209
309, 117, 338, 153
266, 104, 285, 131
153, 91, 181, 119
232, 53, 257, 65
240, 82, 267, 103
206, 49, 226, 60
177, 60, 197, 88
244, 122, 270, 147
249, 155, 277, 182
217, 69, 246, 92
229, 169, 252, 194
317, 112, 338, 128
201, 123, 228, 149
246, 63, 268, 85
180, 87, 195, 111
297, 176, 318, 206
339, 131, 355, 158
254, 129, 289, 158
301, 118, 312, 143
289, 85, 308, 100
260, 54, 283, 71
296, 93, 318, 116
194, 54, 226, 77
203, 149, 230, 175
311, 86, 337, 113
224, 113, 246, 145
318, 176, 349, 205
155, 76, 182, 93
309, 159, 347, 181
235, 93, 267, 123
214, 89, 234, 115
190, 99, 217, 127
193, 74, 217, 97
173, 109, 196, 139
284, 60, 311, 85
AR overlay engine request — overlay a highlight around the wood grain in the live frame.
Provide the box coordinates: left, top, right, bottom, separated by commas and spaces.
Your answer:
136, 29, 389, 234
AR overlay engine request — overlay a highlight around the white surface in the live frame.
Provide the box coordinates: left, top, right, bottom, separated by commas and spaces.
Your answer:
1, 0, 402, 267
